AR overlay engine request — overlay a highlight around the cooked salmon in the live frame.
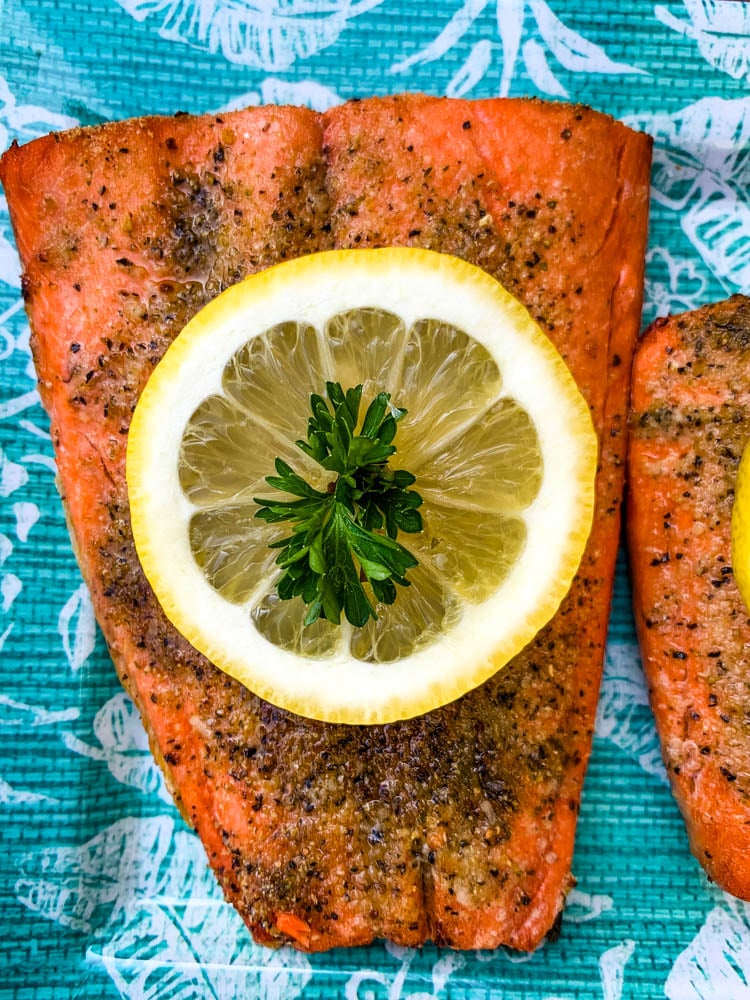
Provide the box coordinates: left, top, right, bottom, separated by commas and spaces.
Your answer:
0, 95, 652, 951
628, 295, 750, 900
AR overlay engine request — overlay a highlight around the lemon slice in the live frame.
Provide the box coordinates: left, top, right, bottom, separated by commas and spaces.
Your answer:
127, 248, 597, 724
732, 439, 750, 610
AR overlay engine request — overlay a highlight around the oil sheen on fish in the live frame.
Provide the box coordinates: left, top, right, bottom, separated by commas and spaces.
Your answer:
0, 95, 652, 951
629, 295, 750, 901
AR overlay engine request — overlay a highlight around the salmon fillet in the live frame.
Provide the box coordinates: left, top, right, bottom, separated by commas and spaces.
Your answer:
0, 95, 651, 951
628, 295, 750, 900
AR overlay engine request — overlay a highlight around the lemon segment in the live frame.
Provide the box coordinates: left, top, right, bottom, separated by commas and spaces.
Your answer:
127, 248, 597, 725
732, 438, 750, 611
394, 318, 503, 459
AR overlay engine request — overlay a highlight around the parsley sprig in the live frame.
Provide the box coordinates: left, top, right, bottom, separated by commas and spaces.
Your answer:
254, 383, 423, 628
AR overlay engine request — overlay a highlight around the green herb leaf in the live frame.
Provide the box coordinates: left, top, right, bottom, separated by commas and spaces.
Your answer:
254, 382, 423, 628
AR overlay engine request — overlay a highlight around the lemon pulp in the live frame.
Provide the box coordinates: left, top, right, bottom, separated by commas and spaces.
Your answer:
180, 309, 538, 662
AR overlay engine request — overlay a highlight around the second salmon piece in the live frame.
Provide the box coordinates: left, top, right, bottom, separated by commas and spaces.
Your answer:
629, 295, 750, 900
0, 95, 652, 950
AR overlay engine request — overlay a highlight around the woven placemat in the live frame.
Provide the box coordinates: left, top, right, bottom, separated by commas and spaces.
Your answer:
1, 1, 749, 996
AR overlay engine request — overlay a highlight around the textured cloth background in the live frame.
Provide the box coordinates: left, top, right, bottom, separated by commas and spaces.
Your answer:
1, 1, 749, 997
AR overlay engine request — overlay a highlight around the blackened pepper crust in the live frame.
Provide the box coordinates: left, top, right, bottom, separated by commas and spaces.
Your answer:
631, 296, 750, 802
0, 95, 652, 950
322, 93, 650, 948
629, 294, 750, 900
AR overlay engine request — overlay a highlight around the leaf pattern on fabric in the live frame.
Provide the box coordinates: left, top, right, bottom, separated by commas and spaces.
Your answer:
595, 642, 667, 785
15, 816, 311, 998
58, 583, 97, 674
95, 902, 311, 1000
565, 889, 615, 924
62, 693, 172, 803
599, 940, 636, 1000
345, 941, 467, 999
391, 0, 490, 73
523, 38, 570, 96
643, 247, 709, 325
627, 97, 750, 293
666, 899, 750, 998
447, 39, 494, 97
0, 775, 60, 805
391, 0, 644, 96
113, 0, 385, 70
528, 0, 644, 76
655, 0, 750, 82
0, 693, 79, 727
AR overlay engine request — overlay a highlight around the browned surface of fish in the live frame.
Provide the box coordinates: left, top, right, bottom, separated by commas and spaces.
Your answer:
0, 95, 651, 950
628, 295, 750, 900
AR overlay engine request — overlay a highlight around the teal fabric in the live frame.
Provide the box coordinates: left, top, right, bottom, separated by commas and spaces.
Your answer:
1, 1, 749, 997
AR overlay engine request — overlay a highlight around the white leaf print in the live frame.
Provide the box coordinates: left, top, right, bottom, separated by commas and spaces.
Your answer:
0, 75, 77, 142
95, 692, 149, 753
392, 0, 646, 96
528, 0, 645, 75
655, 0, 750, 83
13, 500, 40, 542
1, 573, 21, 611
15, 322, 37, 381
0, 300, 23, 360
16, 817, 187, 933
0, 448, 28, 497
0, 389, 40, 420
0, 693, 79, 727
0, 623, 12, 652
345, 940, 456, 999
16, 817, 203, 928
16, 815, 311, 998
496, 0, 525, 96
666, 899, 750, 998
58, 583, 97, 674
62, 692, 171, 803
599, 940, 636, 1000
391, 0, 490, 73
429, 951, 466, 993
0, 775, 60, 805
627, 97, 750, 292
0, 532, 12, 565
96, 903, 311, 1000
18, 419, 51, 442
643, 247, 709, 325
595, 643, 667, 784
0, 195, 20, 290
447, 39, 494, 97
20, 451, 57, 472
564, 888, 614, 924
522, 37, 569, 96
114, 0, 385, 71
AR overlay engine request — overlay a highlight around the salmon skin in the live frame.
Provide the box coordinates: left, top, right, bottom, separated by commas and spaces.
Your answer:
0, 95, 651, 951
628, 295, 750, 900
